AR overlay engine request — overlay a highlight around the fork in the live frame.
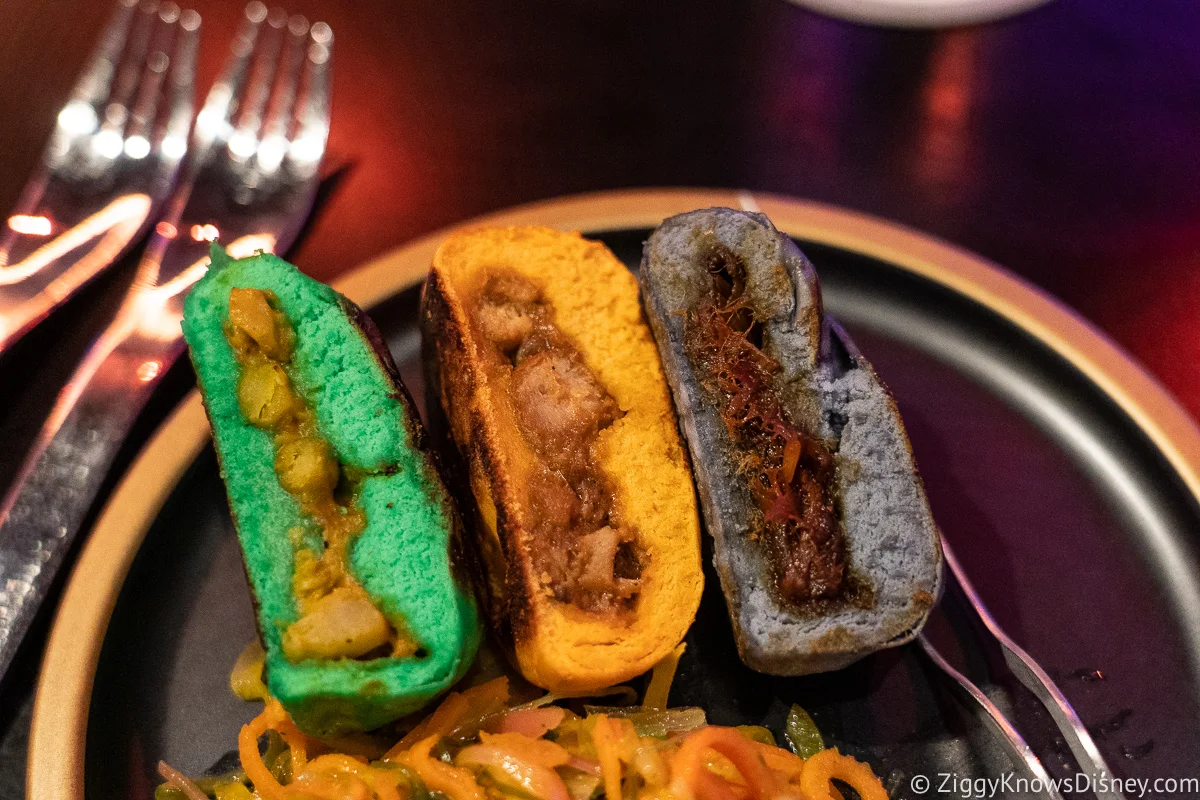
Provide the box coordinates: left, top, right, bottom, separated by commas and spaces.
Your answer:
0, 0, 199, 354
0, 2, 332, 682
919, 540, 1126, 800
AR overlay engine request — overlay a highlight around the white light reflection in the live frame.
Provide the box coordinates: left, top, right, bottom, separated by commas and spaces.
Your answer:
288, 132, 326, 165
93, 129, 124, 160
245, 1, 268, 24
196, 84, 234, 143
228, 130, 258, 161
161, 134, 187, 160
256, 134, 287, 172
190, 223, 219, 242
124, 135, 151, 159
196, 106, 226, 138
137, 360, 161, 381
57, 101, 98, 136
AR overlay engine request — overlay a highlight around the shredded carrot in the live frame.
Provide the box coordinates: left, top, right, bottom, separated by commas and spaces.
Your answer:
455, 675, 511, 718
643, 642, 687, 710
398, 735, 487, 800
386, 692, 468, 759
288, 753, 408, 800
383, 677, 510, 762
209, 668, 887, 800
288, 773, 373, 800
781, 438, 802, 484
319, 731, 389, 760
591, 715, 626, 800
752, 740, 806, 780
238, 708, 290, 800
300, 753, 370, 772
263, 698, 315, 771
692, 766, 750, 800
670, 726, 786, 800
799, 748, 888, 800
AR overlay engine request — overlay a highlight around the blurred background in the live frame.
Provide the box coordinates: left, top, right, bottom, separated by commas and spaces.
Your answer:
3, 0, 1198, 415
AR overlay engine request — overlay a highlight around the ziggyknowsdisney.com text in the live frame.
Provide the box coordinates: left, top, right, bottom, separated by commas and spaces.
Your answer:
909, 771, 1199, 798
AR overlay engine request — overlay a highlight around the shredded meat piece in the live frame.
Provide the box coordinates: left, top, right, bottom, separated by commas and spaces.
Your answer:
527, 469, 579, 530
475, 274, 542, 354
473, 272, 642, 612
511, 350, 619, 466
684, 247, 845, 605
476, 300, 535, 353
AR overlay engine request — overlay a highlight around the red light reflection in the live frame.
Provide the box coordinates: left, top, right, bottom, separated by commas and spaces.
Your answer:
911, 31, 981, 197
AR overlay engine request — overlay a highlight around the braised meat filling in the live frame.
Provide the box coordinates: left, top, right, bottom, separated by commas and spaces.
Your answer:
472, 272, 643, 613
225, 287, 419, 662
682, 249, 847, 605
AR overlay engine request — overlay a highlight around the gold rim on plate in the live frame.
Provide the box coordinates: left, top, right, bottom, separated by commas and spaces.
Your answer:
27, 188, 1200, 798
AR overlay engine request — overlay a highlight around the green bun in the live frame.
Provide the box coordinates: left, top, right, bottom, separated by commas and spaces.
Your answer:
182, 247, 481, 736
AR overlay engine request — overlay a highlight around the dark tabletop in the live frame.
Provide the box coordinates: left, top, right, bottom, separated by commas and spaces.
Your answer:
1, 0, 1199, 793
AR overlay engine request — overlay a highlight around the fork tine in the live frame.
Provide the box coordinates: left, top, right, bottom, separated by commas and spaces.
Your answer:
228, 7, 287, 161
124, 4, 179, 156
941, 541, 1127, 799
254, 14, 308, 172
286, 21, 332, 175
919, 636, 1067, 800
70, 0, 139, 110
194, 3, 268, 149
158, 8, 200, 160
103, 1, 160, 133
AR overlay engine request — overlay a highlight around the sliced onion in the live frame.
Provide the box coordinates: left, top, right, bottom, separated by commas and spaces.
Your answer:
564, 755, 602, 776
581, 706, 707, 738
456, 744, 569, 800
156, 761, 209, 800
496, 706, 566, 738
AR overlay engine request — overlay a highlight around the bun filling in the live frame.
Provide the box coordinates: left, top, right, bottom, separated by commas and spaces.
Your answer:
681, 248, 846, 605
469, 272, 645, 614
225, 287, 419, 662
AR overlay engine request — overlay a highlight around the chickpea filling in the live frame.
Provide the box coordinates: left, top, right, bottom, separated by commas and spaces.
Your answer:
683, 247, 849, 607
471, 272, 644, 613
225, 287, 419, 663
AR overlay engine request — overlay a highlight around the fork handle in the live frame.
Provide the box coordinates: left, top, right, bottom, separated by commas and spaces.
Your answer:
0, 313, 183, 679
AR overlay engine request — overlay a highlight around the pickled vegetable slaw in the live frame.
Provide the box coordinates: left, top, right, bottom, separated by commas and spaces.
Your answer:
156, 647, 888, 800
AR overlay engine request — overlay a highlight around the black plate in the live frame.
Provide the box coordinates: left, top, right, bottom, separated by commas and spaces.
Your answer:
85, 230, 1200, 799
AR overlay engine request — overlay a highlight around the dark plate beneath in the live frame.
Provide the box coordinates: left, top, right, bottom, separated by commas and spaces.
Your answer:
86, 230, 1200, 799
